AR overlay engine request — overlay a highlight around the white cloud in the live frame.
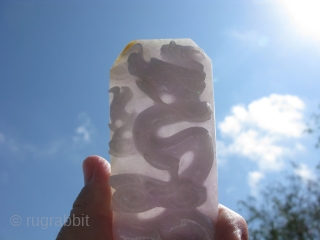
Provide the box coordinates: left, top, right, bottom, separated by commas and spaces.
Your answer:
218, 94, 306, 192
294, 163, 316, 182
219, 94, 305, 171
0, 112, 95, 160
73, 112, 94, 145
22, 139, 67, 157
216, 140, 228, 166
248, 171, 264, 196
0, 133, 19, 152
220, 94, 305, 138
74, 126, 91, 142
228, 130, 285, 171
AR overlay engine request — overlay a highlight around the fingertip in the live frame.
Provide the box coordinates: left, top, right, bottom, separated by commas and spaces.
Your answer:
215, 204, 248, 240
98, 156, 111, 174
83, 156, 96, 185
83, 156, 111, 185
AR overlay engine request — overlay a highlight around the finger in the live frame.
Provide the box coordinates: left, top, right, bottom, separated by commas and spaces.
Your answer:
83, 156, 95, 185
83, 155, 111, 187
73, 155, 112, 217
57, 156, 113, 240
215, 204, 248, 240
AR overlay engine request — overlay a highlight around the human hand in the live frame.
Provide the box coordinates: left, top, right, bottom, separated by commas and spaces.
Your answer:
56, 156, 248, 240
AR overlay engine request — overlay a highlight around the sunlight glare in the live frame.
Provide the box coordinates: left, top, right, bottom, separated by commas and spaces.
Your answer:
280, 0, 320, 41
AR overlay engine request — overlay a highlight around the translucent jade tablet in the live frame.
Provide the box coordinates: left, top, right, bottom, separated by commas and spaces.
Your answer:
109, 39, 217, 240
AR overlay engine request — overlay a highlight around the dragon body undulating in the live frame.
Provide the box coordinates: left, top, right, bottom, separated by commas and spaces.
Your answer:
109, 40, 216, 240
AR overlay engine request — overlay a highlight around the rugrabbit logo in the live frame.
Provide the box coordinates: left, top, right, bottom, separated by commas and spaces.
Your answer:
10, 214, 89, 229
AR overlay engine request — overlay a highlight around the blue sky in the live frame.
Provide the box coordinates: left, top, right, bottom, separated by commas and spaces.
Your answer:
1, 0, 320, 239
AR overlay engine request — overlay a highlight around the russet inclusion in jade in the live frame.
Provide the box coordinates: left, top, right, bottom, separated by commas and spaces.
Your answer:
109, 39, 217, 239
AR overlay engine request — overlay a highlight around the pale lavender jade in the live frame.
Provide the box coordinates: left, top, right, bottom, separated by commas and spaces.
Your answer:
109, 39, 218, 240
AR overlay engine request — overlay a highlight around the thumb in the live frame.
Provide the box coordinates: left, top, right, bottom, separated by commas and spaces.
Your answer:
73, 155, 112, 217
56, 156, 113, 240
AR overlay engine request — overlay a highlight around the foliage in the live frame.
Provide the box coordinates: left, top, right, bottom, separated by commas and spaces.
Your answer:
239, 164, 320, 240
239, 107, 320, 240
306, 104, 320, 148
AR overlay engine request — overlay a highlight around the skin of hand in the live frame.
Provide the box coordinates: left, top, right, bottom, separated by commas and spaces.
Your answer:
56, 156, 248, 240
